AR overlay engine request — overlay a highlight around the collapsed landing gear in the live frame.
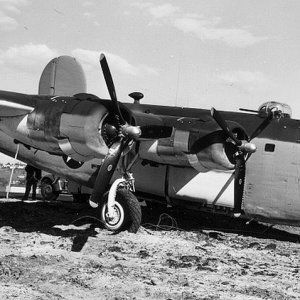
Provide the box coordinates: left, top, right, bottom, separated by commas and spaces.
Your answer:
40, 178, 59, 201
100, 189, 141, 233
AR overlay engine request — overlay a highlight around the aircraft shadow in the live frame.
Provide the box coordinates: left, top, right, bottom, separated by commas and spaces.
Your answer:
0, 200, 299, 251
141, 206, 300, 243
0, 199, 102, 252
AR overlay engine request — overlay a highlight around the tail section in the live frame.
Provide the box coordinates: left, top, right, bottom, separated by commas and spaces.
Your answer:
38, 56, 86, 96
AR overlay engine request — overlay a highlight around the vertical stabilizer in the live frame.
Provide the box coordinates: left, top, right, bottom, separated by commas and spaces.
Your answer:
38, 56, 86, 96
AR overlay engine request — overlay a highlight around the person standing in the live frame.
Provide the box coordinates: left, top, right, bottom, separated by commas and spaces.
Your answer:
22, 165, 41, 200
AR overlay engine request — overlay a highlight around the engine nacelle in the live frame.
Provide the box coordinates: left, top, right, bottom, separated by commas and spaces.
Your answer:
17, 96, 109, 162
139, 128, 235, 172
187, 142, 235, 172
59, 100, 109, 161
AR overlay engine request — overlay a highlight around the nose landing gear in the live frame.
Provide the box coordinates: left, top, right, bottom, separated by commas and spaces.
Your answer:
91, 173, 141, 233
101, 188, 141, 233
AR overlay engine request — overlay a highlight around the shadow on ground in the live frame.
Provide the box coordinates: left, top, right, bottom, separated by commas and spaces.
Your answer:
0, 198, 299, 248
142, 205, 300, 243
0, 199, 101, 252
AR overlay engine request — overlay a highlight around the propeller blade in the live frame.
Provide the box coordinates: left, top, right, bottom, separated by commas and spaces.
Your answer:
209, 107, 272, 217
139, 125, 173, 139
100, 53, 125, 125
90, 140, 128, 204
212, 171, 235, 206
189, 131, 225, 154
233, 155, 246, 215
211, 107, 242, 146
249, 114, 273, 141
211, 155, 246, 216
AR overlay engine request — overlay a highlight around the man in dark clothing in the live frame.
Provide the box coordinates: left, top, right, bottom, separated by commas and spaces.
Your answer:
22, 165, 42, 200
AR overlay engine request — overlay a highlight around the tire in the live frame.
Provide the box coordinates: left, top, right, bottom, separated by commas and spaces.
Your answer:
40, 178, 59, 201
100, 189, 141, 233
72, 193, 90, 203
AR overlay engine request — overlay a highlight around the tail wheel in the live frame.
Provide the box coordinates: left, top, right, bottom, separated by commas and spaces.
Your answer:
100, 189, 141, 233
40, 178, 59, 201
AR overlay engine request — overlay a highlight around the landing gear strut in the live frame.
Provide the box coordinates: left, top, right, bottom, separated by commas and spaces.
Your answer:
97, 174, 142, 233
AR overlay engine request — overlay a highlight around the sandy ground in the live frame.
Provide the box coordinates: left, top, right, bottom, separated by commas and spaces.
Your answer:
0, 198, 299, 300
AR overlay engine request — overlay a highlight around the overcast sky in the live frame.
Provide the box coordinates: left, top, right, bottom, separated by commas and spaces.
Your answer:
1, 0, 300, 162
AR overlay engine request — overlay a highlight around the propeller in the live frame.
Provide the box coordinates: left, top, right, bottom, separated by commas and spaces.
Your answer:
211, 108, 242, 146
99, 54, 125, 125
90, 140, 129, 204
249, 113, 273, 141
233, 155, 246, 215
90, 54, 172, 205
210, 107, 274, 216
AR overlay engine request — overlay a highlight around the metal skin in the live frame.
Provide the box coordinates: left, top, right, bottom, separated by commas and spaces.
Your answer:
0, 58, 300, 227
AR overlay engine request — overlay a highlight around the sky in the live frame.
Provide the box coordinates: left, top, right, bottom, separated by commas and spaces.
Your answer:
0, 0, 300, 162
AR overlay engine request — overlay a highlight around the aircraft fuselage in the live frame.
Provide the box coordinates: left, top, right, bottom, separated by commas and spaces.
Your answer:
0, 90, 299, 226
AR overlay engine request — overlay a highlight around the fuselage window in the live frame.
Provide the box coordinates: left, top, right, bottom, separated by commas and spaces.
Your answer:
265, 143, 275, 152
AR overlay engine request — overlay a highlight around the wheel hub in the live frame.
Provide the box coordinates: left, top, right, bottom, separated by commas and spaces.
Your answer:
105, 205, 121, 226
44, 184, 53, 195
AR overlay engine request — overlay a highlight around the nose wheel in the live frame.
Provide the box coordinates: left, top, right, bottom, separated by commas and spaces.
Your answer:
100, 189, 141, 233
101, 201, 125, 230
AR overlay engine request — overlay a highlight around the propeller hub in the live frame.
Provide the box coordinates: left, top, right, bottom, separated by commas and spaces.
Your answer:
240, 142, 256, 153
122, 125, 141, 140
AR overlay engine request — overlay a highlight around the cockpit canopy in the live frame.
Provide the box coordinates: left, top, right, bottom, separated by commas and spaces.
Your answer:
258, 101, 292, 118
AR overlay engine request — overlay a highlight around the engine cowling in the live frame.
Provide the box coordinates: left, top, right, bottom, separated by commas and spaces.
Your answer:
139, 132, 234, 171
17, 96, 110, 161
138, 120, 246, 172
59, 100, 109, 161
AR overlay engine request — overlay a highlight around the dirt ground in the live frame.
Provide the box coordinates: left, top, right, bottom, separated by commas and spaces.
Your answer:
0, 198, 299, 300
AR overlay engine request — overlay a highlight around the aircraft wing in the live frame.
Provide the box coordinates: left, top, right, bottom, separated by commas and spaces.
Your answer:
0, 91, 34, 116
